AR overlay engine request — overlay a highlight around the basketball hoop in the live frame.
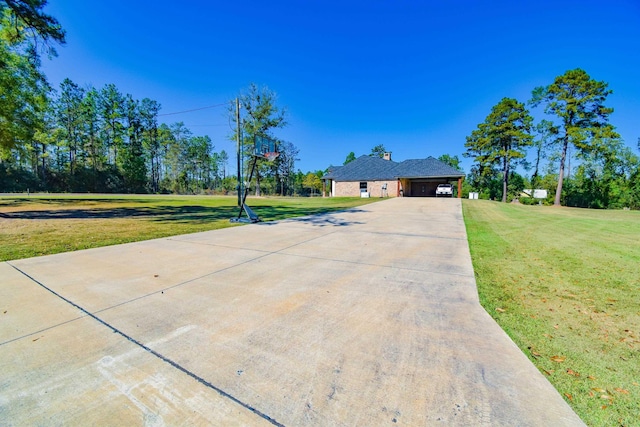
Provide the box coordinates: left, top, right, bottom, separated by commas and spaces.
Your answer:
263, 152, 279, 162
255, 135, 279, 161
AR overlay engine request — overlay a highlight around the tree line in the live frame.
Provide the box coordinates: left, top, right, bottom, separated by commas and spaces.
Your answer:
3, 77, 235, 193
0, 1, 318, 196
463, 68, 640, 209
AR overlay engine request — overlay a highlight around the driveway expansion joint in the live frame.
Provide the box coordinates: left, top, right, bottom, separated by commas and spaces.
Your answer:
6, 262, 285, 427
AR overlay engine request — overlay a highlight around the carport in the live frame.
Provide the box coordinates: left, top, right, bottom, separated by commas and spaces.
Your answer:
396, 158, 465, 197
402, 179, 457, 197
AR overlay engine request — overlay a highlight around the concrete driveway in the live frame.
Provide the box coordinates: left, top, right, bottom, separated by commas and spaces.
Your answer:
0, 197, 584, 426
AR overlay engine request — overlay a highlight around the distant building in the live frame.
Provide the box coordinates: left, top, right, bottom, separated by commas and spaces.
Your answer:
522, 189, 548, 199
322, 153, 465, 198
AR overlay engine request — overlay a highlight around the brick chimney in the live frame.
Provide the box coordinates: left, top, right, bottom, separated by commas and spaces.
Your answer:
383, 152, 392, 161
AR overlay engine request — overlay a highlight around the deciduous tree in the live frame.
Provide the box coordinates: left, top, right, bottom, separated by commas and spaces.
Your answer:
274, 140, 299, 195
344, 151, 356, 165
303, 171, 322, 195
437, 154, 463, 171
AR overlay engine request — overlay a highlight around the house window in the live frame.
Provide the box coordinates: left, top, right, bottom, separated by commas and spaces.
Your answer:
359, 182, 367, 192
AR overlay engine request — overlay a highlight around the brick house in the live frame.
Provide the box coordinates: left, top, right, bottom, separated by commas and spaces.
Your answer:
322, 153, 465, 198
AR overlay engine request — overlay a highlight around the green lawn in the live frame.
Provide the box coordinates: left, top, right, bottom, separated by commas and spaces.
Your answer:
463, 200, 640, 427
0, 194, 378, 261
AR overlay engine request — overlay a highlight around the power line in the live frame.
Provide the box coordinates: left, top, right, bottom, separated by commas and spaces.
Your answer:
178, 124, 229, 127
158, 102, 230, 117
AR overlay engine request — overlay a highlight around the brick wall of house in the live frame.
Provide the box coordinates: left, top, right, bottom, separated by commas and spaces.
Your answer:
333, 181, 360, 197
333, 180, 399, 197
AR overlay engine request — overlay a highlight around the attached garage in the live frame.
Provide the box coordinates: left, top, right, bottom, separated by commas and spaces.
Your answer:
408, 180, 439, 197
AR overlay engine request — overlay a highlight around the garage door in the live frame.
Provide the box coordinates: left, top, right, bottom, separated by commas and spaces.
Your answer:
410, 181, 439, 197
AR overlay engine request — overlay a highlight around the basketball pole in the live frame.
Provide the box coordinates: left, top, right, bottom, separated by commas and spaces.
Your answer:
235, 98, 241, 208
231, 113, 278, 223
231, 98, 261, 223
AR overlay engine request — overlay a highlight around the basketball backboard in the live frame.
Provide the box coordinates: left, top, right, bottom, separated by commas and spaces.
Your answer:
254, 135, 279, 160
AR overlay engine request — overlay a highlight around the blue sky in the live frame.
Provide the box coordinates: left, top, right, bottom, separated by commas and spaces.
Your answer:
40, 0, 640, 175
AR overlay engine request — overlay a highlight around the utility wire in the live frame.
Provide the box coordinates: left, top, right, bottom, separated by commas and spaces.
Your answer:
180, 124, 229, 127
158, 102, 230, 117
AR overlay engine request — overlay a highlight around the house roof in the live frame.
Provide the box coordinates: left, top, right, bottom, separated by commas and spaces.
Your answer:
323, 156, 399, 181
323, 155, 464, 181
395, 157, 465, 179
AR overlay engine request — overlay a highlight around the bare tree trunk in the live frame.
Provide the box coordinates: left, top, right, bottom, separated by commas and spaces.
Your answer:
41, 143, 47, 184
554, 137, 569, 206
255, 167, 261, 196
532, 141, 542, 189
502, 155, 509, 203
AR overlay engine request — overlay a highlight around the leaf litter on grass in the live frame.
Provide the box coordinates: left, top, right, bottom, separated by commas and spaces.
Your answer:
463, 201, 640, 426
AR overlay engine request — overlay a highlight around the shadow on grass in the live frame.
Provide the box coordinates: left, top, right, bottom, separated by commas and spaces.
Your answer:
1, 205, 234, 221
1, 204, 366, 225
0, 197, 161, 207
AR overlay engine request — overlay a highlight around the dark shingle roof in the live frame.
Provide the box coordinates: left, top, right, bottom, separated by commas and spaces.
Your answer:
323, 155, 464, 181
323, 156, 398, 180
324, 165, 343, 176
395, 157, 465, 178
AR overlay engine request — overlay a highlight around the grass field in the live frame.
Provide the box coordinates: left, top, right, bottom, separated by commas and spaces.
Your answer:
0, 194, 378, 261
463, 200, 640, 427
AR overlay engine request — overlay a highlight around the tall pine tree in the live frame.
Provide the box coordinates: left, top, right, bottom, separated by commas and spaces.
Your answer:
464, 98, 533, 202
530, 69, 619, 206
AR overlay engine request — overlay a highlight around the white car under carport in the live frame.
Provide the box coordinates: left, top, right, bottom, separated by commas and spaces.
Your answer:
436, 183, 453, 197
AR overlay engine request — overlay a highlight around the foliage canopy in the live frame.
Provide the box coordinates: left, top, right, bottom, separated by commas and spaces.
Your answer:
530, 68, 619, 205
464, 97, 533, 202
